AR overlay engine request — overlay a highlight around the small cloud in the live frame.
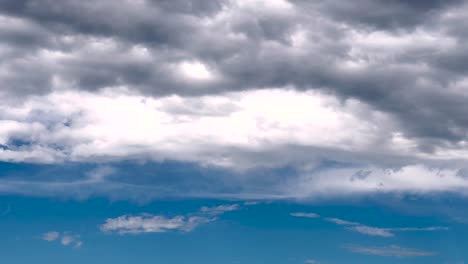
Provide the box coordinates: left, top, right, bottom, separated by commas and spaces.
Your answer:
74, 241, 83, 249
101, 214, 212, 235
325, 218, 359, 226
305, 259, 319, 264
200, 204, 241, 216
86, 166, 115, 182
389, 227, 449, 232
102, 204, 241, 235
348, 225, 394, 237
61, 235, 75, 246
42, 231, 60, 241
43, 231, 82, 248
325, 217, 448, 237
290, 212, 320, 218
348, 245, 435, 257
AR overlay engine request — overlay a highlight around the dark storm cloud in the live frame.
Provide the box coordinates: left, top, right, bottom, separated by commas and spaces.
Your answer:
309, 0, 464, 30
2, 0, 468, 151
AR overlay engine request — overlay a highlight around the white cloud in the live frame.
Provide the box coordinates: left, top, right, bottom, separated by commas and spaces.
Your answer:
348, 225, 394, 237
102, 204, 240, 235
292, 165, 468, 198
42, 231, 82, 248
325, 218, 358, 226
200, 204, 241, 215
177, 61, 218, 81
42, 231, 59, 241
101, 214, 211, 234
3, 89, 468, 198
325, 217, 448, 237
61, 235, 74, 246
0, 88, 408, 168
305, 259, 319, 264
349, 245, 435, 257
290, 212, 320, 218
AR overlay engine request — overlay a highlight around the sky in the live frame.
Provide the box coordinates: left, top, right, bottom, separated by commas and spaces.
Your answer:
2, 0, 468, 263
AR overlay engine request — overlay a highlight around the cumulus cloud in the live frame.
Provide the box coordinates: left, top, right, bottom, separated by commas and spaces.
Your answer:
1, 0, 468, 149
349, 245, 435, 257
2, 0, 468, 199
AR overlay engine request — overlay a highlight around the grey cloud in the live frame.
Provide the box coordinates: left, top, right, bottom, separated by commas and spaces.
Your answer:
2, 0, 468, 161
307, 0, 464, 30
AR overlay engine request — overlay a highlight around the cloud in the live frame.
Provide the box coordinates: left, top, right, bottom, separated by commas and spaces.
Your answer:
2, 0, 468, 200
42, 231, 59, 241
42, 231, 82, 248
325, 217, 447, 237
200, 204, 241, 215
348, 225, 394, 237
305, 259, 319, 264
291, 166, 468, 198
101, 214, 211, 234
243, 201, 260, 206
290, 212, 320, 218
349, 245, 435, 257
61, 234, 82, 248
0, 0, 468, 153
101, 204, 239, 235
325, 218, 359, 226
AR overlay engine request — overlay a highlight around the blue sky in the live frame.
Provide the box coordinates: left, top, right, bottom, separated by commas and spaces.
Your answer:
1, 162, 468, 264
1, 191, 467, 264
3, 0, 468, 263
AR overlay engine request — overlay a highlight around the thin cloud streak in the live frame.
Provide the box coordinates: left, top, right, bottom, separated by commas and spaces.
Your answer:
348, 245, 435, 257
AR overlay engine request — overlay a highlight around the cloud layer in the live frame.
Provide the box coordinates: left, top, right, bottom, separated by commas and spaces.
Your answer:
2, 0, 468, 199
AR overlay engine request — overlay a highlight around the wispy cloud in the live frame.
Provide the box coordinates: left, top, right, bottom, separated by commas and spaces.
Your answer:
200, 204, 241, 216
42, 231, 82, 248
324, 218, 359, 226
349, 245, 435, 257
290, 212, 320, 218
1, 204, 10, 216
243, 201, 260, 206
348, 225, 394, 237
61, 234, 83, 248
42, 231, 59, 242
325, 217, 447, 237
101, 214, 212, 234
305, 259, 319, 264
102, 204, 240, 235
